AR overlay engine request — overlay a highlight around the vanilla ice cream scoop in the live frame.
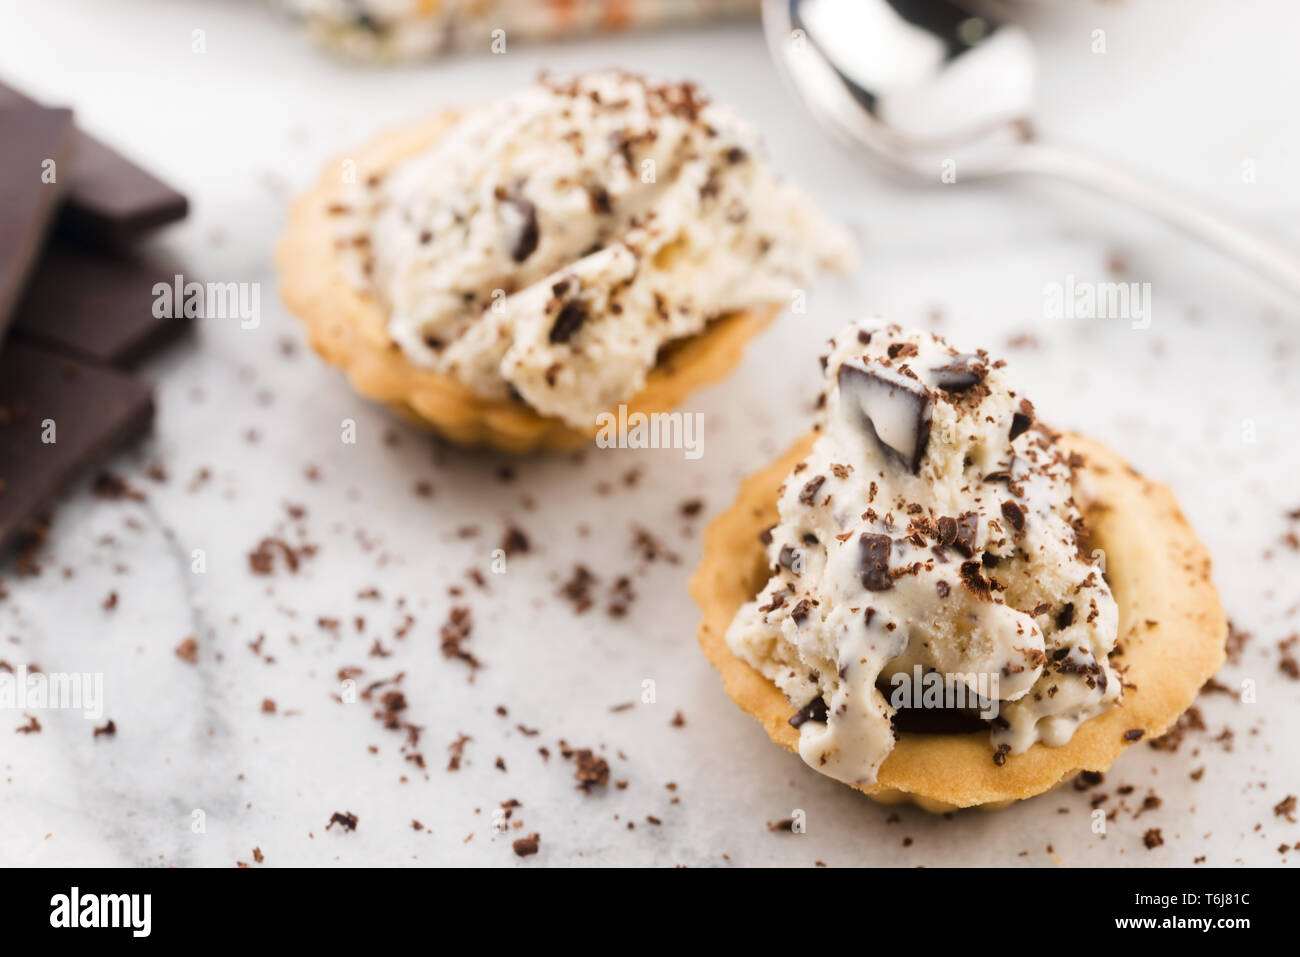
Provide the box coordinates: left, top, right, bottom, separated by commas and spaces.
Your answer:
726, 321, 1121, 787
333, 71, 854, 427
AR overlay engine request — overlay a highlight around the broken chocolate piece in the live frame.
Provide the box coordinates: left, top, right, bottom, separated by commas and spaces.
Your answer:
959, 560, 993, 601
1009, 399, 1035, 441
778, 544, 801, 572
0, 343, 154, 554
837, 361, 932, 473
798, 474, 826, 505
1001, 500, 1026, 532
930, 353, 986, 392
0, 106, 75, 338
788, 696, 829, 728
953, 511, 978, 557
12, 243, 193, 365
549, 300, 586, 344
0, 81, 188, 249
504, 188, 539, 262
858, 532, 893, 591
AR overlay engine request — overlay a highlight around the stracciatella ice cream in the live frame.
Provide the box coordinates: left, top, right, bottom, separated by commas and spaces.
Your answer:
725, 322, 1121, 787
333, 71, 853, 428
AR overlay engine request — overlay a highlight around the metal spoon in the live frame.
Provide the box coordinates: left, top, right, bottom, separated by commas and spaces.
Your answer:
764, 0, 1300, 296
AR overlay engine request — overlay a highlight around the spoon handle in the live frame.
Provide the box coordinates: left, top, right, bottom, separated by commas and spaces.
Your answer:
1009, 140, 1300, 298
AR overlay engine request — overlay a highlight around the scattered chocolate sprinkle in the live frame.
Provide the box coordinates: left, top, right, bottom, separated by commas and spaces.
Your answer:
500, 525, 530, 557
573, 749, 610, 791
447, 733, 471, 771
512, 833, 541, 857
1073, 770, 1104, 791
327, 811, 358, 832
15, 714, 40, 734
560, 565, 599, 613
1274, 795, 1297, 823
439, 606, 479, 670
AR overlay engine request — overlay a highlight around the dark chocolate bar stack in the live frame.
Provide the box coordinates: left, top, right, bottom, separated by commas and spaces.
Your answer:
0, 80, 192, 558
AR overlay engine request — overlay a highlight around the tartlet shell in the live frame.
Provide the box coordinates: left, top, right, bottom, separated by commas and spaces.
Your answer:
277, 109, 778, 453
689, 431, 1227, 812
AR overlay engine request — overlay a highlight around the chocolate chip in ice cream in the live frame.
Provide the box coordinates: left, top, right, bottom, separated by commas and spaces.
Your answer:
859, 532, 893, 591
549, 300, 587, 344
936, 511, 978, 557
836, 361, 932, 473
798, 475, 826, 505
778, 544, 802, 573
931, 353, 987, 392
788, 696, 828, 728
503, 186, 539, 263
1009, 399, 1035, 441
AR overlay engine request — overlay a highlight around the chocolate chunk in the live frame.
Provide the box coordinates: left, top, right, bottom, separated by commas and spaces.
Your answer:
983, 460, 1017, 486
549, 300, 586, 344
1001, 500, 1026, 532
798, 474, 825, 505
587, 185, 611, 215
953, 511, 978, 557
0, 82, 188, 250
512, 833, 541, 857
778, 544, 801, 572
858, 533, 893, 591
788, 696, 828, 728
504, 189, 539, 262
959, 560, 992, 601
936, 580, 950, 598
790, 598, 812, 623
0, 343, 154, 554
892, 706, 988, 735
931, 353, 987, 392
12, 244, 193, 365
937, 515, 957, 547
0, 107, 75, 339
1056, 603, 1076, 629
1009, 399, 1035, 441
1123, 728, 1145, 742
837, 361, 933, 473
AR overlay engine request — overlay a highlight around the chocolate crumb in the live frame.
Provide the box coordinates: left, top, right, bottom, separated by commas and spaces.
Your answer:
512, 833, 541, 857
573, 749, 610, 791
327, 811, 358, 832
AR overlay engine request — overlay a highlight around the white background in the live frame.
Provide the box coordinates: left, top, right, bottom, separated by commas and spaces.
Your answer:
0, 0, 1296, 867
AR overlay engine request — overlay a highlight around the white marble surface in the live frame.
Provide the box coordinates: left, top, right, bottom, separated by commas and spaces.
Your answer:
1, 0, 1297, 867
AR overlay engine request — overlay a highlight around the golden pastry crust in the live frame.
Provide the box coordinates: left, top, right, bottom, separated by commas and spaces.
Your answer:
276, 110, 779, 453
690, 431, 1227, 812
